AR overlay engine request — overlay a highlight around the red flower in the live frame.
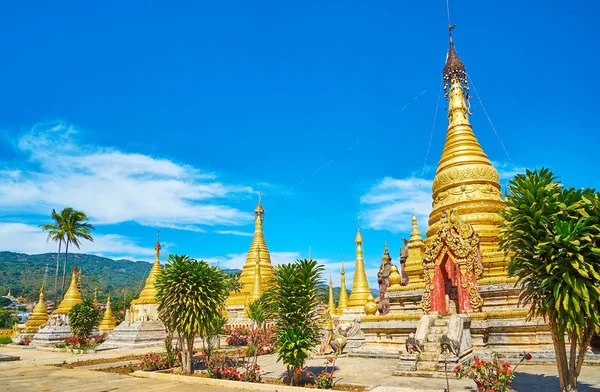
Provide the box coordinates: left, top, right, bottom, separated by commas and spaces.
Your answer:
327, 357, 334, 363
524, 352, 532, 361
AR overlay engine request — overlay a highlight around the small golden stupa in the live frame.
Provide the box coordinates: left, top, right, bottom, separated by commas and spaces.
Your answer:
53, 265, 84, 315
225, 194, 274, 308
337, 264, 349, 315
22, 283, 48, 333
132, 233, 162, 305
328, 275, 337, 317
98, 296, 116, 332
347, 221, 371, 309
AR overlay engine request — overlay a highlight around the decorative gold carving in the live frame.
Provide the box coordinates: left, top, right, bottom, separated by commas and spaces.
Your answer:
387, 282, 425, 292
469, 310, 529, 320
421, 209, 484, 313
361, 314, 421, 322
433, 165, 501, 196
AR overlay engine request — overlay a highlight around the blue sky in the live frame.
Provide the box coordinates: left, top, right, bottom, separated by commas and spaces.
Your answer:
0, 1, 599, 287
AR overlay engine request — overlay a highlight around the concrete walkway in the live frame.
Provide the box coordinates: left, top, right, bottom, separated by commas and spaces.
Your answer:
0, 346, 242, 392
254, 353, 600, 392
1, 345, 600, 391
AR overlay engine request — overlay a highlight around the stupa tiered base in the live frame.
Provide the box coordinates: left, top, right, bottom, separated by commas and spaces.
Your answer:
101, 320, 166, 348
101, 303, 167, 348
31, 315, 73, 347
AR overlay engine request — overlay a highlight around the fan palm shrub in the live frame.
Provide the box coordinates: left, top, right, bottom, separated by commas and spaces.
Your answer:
155, 254, 240, 374
499, 168, 600, 392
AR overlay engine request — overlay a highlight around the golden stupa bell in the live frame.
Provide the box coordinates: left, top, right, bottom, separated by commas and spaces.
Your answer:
425, 32, 505, 280
23, 283, 48, 333
98, 296, 117, 331
53, 266, 84, 315
337, 264, 349, 315
132, 233, 162, 305
226, 194, 274, 308
328, 275, 337, 317
347, 224, 370, 309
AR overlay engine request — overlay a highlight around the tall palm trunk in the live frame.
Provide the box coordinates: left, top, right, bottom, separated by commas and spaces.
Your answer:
61, 240, 70, 299
53, 240, 62, 306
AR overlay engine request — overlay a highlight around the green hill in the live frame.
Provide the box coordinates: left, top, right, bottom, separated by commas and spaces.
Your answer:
0, 251, 240, 304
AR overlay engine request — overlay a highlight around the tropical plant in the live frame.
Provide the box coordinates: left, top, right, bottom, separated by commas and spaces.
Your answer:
155, 254, 240, 374
498, 168, 600, 392
264, 258, 324, 385
40, 209, 66, 306
56, 208, 95, 299
0, 309, 18, 329
69, 298, 102, 341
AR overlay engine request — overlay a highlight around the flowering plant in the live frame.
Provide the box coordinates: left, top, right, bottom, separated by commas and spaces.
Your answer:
17, 337, 31, 346
203, 348, 261, 383
139, 352, 172, 371
224, 325, 250, 346
300, 355, 337, 389
455, 352, 532, 392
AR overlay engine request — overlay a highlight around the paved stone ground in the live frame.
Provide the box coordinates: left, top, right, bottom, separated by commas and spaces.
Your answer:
254, 353, 600, 391
0, 346, 242, 392
1, 345, 600, 391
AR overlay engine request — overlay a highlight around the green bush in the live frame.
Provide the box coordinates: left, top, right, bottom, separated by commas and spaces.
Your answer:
0, 336, 12, 344
69, 298, 101, 340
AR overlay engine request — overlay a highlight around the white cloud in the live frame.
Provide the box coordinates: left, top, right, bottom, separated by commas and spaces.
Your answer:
214, 230, 254, 237
202, 251, 303, 270
491, 161, 527, 181
0, 222, 156, 261
360, 176, 432, 233
0, 122, 256, 231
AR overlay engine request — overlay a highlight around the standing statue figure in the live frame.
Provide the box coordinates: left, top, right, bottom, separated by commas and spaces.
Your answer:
400, 239, 409, 286
377, 242, 392, 316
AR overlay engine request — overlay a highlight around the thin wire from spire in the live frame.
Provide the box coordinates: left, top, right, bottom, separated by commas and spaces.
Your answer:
467, 73, 513, 163
445, 0, 452, 30
357, 209, 360, 230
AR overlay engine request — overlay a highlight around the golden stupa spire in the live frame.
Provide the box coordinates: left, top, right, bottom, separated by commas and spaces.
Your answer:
23, 283, 48, 333
99, 295, 116, 331
425, 26, 505, 278
328, 274, 337, 317
53, 265, 84, 315
132, 231, 162, 305
250, 249, 262, 302
347, 209, 370, 308
337, 263, 349, 313
226, 193, 274, 308
6, 289, 11, 298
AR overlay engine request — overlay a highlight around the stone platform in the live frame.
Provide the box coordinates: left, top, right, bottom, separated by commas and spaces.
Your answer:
31, 325, 72, 347
100, 320, 166, 349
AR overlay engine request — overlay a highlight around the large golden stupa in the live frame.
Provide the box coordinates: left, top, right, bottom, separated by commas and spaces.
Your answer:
225, 196, 274, 309
53, 266, 84, 315
132, 235, 162, 306
403, 34, 505, 285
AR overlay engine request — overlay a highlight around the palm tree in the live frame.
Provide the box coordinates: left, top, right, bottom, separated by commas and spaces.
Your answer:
499, 168, 600, 392
40, 209, 66, 306
155, 254, 240, 374
59, 208, 95, 298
